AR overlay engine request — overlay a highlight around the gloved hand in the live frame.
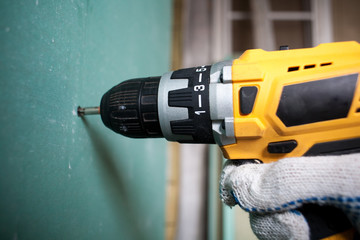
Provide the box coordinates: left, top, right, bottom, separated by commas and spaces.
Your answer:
219, 153, 360, 240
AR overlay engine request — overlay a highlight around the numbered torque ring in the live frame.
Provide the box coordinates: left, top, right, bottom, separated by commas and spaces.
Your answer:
166, 65, 215, 143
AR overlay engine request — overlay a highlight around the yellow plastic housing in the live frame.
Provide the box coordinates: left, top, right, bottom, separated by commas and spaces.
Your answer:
221, 41, 360, 163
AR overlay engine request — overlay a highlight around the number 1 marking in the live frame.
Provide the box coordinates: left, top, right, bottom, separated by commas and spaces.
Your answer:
198, 95, 202, 108
198, 73, 202, 83
195, 110, 206, 115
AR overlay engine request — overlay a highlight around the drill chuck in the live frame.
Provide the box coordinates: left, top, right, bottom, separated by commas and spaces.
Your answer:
78, 60, 235, 145
100, 77, 163, 138
98, 66, 217, 142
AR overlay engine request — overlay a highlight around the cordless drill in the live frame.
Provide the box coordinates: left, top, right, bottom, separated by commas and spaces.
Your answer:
78, 41, 360, 239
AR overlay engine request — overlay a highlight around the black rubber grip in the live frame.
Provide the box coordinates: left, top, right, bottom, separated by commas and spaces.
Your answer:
276, 74, 358, 127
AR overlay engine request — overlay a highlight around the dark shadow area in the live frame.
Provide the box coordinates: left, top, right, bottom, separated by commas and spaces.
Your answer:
81, 117, 145, 240
299, 204, 358, 240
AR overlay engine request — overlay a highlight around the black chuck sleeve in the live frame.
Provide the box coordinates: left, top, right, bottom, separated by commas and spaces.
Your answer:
100, 77, 163, 138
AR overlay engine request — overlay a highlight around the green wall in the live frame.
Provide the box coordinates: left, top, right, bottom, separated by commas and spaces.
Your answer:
0, 0, 171, 239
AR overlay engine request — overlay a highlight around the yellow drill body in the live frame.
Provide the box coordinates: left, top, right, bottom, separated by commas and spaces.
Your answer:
222, 41, 360, 163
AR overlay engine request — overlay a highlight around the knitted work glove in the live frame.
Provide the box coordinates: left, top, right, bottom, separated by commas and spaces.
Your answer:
219, 153, 360, 240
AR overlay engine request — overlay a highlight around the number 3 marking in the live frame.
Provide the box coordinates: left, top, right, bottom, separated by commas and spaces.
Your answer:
194, 85, 205, 91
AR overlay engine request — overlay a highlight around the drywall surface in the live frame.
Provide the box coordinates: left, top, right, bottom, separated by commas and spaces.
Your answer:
0, 0, 171, 239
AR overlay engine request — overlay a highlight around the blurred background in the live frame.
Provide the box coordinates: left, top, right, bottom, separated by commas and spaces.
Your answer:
1, 0, 359, 239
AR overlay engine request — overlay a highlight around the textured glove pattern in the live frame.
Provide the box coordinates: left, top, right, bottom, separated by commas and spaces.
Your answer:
219, 154, 360, 240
